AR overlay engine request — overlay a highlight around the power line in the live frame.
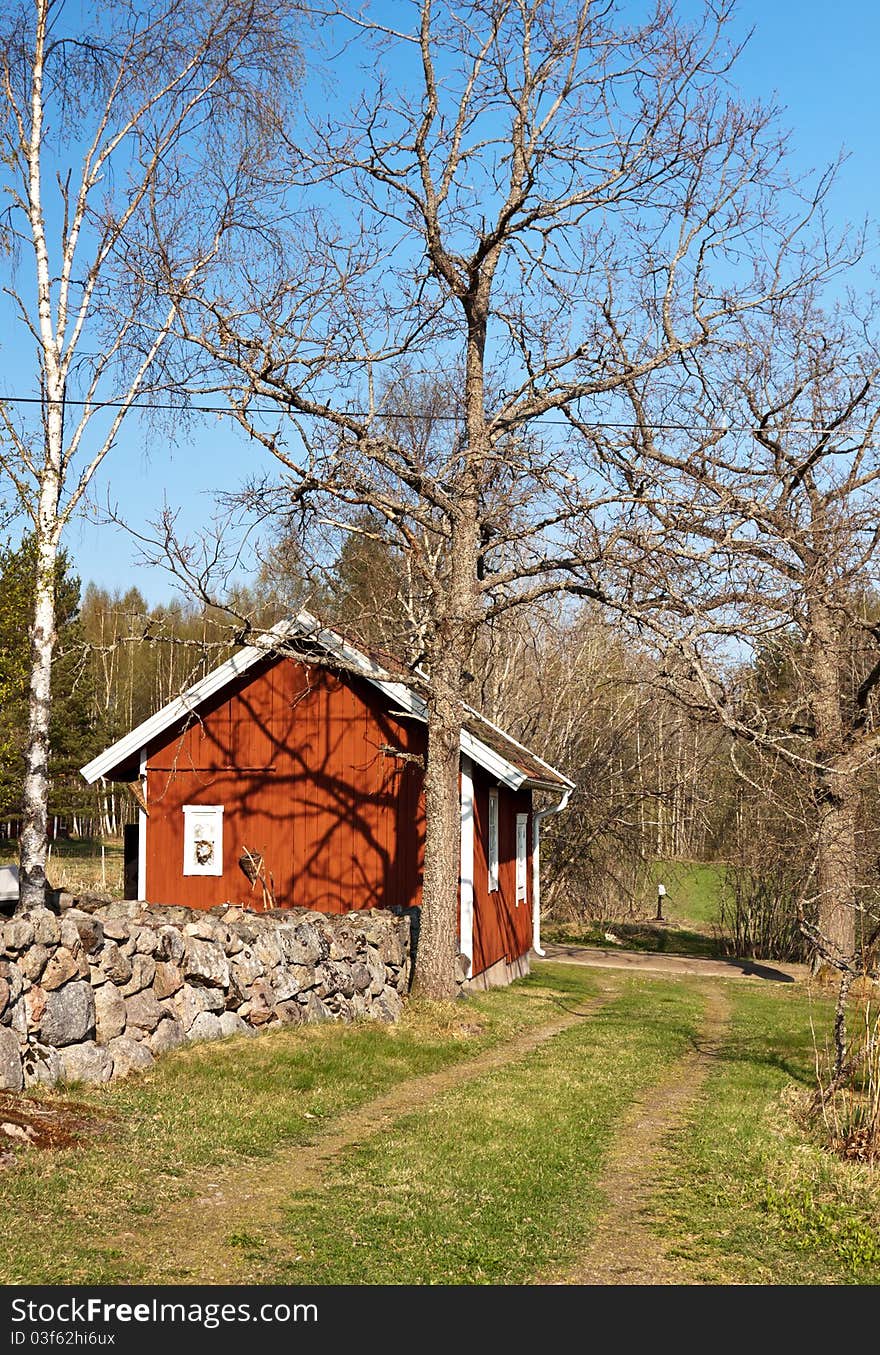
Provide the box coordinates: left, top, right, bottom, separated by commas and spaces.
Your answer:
0, 390, 871, 437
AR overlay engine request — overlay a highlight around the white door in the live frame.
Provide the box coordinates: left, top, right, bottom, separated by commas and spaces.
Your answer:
515, 813, 528, 905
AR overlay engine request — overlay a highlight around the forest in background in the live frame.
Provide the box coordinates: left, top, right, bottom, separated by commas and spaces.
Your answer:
5, 520, 879, 963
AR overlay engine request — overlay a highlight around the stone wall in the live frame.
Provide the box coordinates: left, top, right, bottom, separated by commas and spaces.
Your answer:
0, 898, 411, 1090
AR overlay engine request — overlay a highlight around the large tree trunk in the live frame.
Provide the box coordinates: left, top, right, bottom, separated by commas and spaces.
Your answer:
413, 680, 463, 1000
809, 602, 857, 962
18, 504, 60, 912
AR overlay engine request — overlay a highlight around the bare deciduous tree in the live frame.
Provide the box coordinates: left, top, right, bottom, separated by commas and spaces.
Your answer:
603, 288, 880, 999
170, 0, 827, 997
0, 0, 300, 909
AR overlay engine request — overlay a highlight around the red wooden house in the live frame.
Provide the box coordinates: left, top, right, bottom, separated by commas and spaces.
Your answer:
81, 613, 573, 989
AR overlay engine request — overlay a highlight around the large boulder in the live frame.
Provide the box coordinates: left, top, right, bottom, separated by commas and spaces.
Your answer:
57, 1040, 113, 1084
21, 1042, 61, 1088
3, 917, 34, 952
229, 948, 264, 989
41, 981, 95, 1047
0, 1027, 23, 1091
65, 911, 104, 954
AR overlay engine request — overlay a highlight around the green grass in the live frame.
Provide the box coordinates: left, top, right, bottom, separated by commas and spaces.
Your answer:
648, 859, 727, 928
0, 965, 599, 1285
0, 835, 125, 897
5, 961, 880, 1285
651, 983, 880, 1284
545, 918, 720, 959
243, 975, 705, 1284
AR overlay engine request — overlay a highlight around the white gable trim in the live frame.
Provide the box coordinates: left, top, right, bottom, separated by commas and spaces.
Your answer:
80, 609, 572, 793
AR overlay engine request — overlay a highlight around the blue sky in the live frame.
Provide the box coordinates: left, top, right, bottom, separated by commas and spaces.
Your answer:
24, 1, 880, 603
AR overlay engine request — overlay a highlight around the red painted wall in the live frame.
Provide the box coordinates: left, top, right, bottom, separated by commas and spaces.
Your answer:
144, 657, 424, 913
141, 655, 532, 977
470, 763, 533, 976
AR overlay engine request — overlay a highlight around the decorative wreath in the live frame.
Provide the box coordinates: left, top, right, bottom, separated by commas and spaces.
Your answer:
194, 836, 214, 865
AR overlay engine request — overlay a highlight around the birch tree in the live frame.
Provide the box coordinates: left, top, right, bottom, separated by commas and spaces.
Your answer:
170, 0, 830, 997
0, 0, 299, 909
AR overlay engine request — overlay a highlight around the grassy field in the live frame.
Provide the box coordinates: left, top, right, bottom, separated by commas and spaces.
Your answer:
2, 961, 878, 1285
0, 837, 124, 898
545, 858, 730, 958
653, 984, 880, 1283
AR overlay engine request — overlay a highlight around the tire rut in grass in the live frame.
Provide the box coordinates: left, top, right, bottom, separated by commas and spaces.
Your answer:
548, 981, 731, 1287
110, 984, 616, 1282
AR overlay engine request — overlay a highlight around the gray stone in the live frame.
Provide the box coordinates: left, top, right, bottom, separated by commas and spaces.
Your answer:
300, 990, 333, 1023
329, 927, 358, 961
0, 1027, 23, 1090
150, 1018, 186, 1055
230, 948, 264, 989
153, 961, 183, 999
57, 1040, 113, 1084
107, 1035, 154, 1077
133, 927, 158, 955
245, 977, 275, 1025
223, 930, 243, 956
97, 940, 131, 985
31, 908, 60, 946
3, 918, 34, 952
101, 917, 131, 943
19, 943, 49, 983
0, 976, 8, 1018
59, 917, 84, 954
366, 952, 386, 996
124, 988, 166, 1034
272, 964, 316, 1002
253, 931, 283, 970
172, 982, 225, 1031
0, 960, 22, 1005
373, 987, 404, 1021
95, 983, 127, 1043
182, 937, 229, 988
380, 929, 407, 968
41, 946, 79, 990
217, 1010, 250, 1038
41, 981, 95, 1046
293, 921, 329, 963
318, 961, 356, 999
349, 961, 372, 993
21, 1042, 61, 1087
187, 1011, 224, 1042
121, 953, 156, 996
7, 996, 27, 1036
155, 926, 186, 964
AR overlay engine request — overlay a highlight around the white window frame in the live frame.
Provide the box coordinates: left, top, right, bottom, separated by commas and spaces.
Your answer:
182, 804, 224, 877
487, 788, 499, 893
515, 813, 528, 905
